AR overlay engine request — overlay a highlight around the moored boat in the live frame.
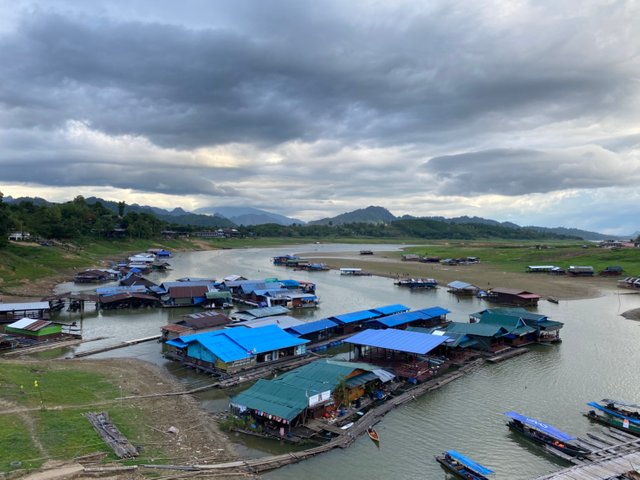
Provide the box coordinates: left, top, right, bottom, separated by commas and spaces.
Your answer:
504, 411, 590, 458
367, 427, 380, 447
394, 278, 438, 289
435, 450, 493, 480
585, 399, 640, 435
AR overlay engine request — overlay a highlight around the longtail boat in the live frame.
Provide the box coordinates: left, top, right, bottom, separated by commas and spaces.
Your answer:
585, 399, 640, 436
393, 278, 438, 289
435, 450, 493, 480
504, 411, 590, 458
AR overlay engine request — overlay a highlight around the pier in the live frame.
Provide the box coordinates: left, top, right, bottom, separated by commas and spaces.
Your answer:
535, 427, 640, 479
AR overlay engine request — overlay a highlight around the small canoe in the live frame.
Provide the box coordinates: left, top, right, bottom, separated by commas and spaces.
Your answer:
367, 427, 380, 447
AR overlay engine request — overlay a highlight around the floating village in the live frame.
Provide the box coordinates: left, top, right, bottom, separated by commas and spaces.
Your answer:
1, 247, 639, 479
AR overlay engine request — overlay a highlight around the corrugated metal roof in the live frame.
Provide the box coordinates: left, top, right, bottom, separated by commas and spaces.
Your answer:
331, 310, 381, 324
370, 304, 410, 315
285, 319, 338, 336
161, 324, 191, 334
232, 306, 290, 320
446, 322, 507, 338
230, 379, 310, 421
232, 315, 305, 330
98, 292, 160, 304
345, 328, 448, 355
177, 325, 309, 362
168, 285, 209, 299
370, 306, 450, 328
0, 302, 50, 312
6, 318, 52, 331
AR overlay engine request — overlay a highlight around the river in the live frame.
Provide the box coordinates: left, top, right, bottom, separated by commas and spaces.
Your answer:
51, 244, 640, 479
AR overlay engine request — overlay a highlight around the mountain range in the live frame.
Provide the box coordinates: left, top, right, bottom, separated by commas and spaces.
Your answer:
3, 196, 634, 240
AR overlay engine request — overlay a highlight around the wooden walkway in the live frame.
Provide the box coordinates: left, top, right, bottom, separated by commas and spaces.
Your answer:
535, 427, 640, 479
142, 359, 485, 475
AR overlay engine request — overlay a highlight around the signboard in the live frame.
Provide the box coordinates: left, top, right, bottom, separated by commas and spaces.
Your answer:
308, 390, 331, 407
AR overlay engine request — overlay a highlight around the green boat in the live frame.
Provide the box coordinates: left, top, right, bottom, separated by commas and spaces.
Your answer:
585, 400, 640, 436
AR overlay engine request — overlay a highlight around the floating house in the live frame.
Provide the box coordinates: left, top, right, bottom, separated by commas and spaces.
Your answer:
470, 307, 564, 343
526, 265, 559, 273
230, 306, 291, 323
328, 304, 409, 334
567, 265, 594, 277
340, 268, 371, 276
97, 291, 162, 310
365, 306, 449, 330
486, 287, 540, 306
599, 266, 624, 276
437, 322, 511, 354
166, 325, 309, 374
345, 328, 450, 382
0, 302, 51, 323
230, 315, 305, 331
161, 311, 231, 346
4, 318, 63, 341
166, 285, 211, 306
446, 281, 480, 296
284, 319, 339, 343
73, 269, 117, 284
229, 359, 394, 433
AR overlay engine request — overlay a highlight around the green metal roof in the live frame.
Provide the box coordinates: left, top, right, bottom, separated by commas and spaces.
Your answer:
230, 379, 309, 421
446, 322, 508, 338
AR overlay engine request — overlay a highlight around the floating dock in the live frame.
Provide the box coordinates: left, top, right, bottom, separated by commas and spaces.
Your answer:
535, 427, 640, 479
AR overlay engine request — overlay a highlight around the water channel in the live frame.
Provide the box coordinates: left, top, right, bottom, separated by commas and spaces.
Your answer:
50, 244, 640, 479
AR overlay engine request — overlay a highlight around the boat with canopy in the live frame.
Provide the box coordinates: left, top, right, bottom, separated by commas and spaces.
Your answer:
586, 399, 640, 435
435, 450, 494, 480
504, 411, 591, 458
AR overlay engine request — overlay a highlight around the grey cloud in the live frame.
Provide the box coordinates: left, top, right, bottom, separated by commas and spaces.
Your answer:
1, 3, 638, 151
425, 147, 637, 196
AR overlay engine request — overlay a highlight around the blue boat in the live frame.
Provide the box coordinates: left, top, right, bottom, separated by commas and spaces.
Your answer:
504, 411, 590, 458
586, 400, 640, 435
435, 450, 493, 480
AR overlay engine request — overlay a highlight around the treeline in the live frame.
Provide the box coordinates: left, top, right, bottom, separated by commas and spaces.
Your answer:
0, 193, 579, 247
244, 218, 580, 240
0, 194, 166, 244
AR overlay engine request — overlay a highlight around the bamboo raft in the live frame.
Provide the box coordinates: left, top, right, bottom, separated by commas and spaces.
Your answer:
84, 412, 138, 459
142, 359, 485, 474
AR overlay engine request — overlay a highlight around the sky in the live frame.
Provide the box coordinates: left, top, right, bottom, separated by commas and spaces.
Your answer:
1, 0, 639, 234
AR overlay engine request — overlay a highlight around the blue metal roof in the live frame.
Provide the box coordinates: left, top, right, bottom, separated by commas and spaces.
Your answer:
331, 310, 381, 324
370, 304, 410, 315
280, 279, 300, 288
446, 450, 494, 476
504, 411, 575, 442
345, 328, 448, 355
447, 281, 473, 289
370, 306, 450, 328
171, 325, 309, 362
285, 319, 338, 336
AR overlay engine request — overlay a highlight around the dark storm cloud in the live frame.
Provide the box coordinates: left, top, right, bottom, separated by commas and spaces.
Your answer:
1, 3, 635, 151
425, 147, 637, 196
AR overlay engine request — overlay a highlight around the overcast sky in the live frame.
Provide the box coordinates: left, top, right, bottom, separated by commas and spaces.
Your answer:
1, 0, 639, 234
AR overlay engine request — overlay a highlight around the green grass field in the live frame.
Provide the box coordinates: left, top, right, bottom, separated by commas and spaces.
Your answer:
402, 240, 640, 274
0, 362, 164, 474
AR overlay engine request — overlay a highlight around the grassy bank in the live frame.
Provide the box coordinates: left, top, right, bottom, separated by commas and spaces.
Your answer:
401, 240, 640, 275
0, 361, 164, 474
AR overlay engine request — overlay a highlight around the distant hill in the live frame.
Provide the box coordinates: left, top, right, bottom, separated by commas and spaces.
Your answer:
196, 206, 304, 226
309, 206, 396, 225
523, 226, 629, 242
82, 197, 236, 228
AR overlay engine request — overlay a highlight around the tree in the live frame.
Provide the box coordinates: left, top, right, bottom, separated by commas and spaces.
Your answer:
117, 201, 126, 218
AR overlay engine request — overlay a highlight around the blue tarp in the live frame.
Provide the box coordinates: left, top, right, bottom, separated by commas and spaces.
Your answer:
504, 411, 575, 442
446, 450, 493, 476
331, 310, 381, 324
370, 304, 410, 315
587, 402, 640, 425
285, 319, 338, 336
345, 328, 448, 355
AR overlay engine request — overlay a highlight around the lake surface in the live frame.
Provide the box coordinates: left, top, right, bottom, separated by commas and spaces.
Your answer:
52, 244, 640, 479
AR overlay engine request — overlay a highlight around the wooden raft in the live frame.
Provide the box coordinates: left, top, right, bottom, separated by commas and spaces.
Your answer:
84, 412, 138, 459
